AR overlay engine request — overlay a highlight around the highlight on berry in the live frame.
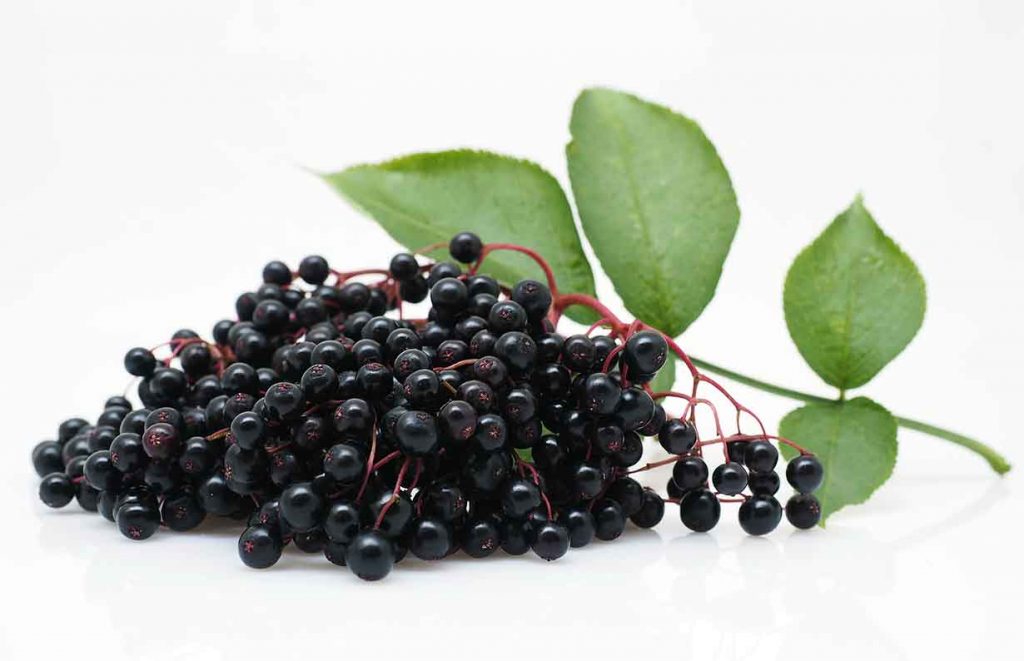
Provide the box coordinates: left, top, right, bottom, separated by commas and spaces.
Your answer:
32, 232, 824, 582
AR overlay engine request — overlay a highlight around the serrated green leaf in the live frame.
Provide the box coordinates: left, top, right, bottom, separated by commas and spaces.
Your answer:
648, 357, 677, 394
566, 88, 740, 337
779, 396, 898, 524
321, 150, 597, 322
783, 197, 926, 390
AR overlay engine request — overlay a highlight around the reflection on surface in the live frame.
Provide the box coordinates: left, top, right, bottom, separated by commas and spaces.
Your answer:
24, 476, 1006, 661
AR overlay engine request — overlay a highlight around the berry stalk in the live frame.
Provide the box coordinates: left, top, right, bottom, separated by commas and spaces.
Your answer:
689, 357, 1011, 474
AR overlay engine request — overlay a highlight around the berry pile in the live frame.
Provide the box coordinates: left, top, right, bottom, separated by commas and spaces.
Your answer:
32, 232, 824, 581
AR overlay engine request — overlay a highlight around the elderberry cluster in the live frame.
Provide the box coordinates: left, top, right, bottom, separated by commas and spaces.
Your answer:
32, 231, 824, 582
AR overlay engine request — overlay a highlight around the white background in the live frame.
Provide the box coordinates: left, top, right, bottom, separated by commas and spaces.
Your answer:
2, 2, 1022, 659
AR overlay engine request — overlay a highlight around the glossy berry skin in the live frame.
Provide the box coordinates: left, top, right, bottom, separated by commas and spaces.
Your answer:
323, 501, 360, 544
161, 492, 206, 531
623, 330, 668, 375
141, 423, 180, 460
785, 494, 822, 529
198, 473, 241, 516
262, 260, 292, 285
561, 507, 596, 548
613, 388, 656, 432
124, 347, 157, 377
449, 231, 483, 263
712, 462, 748, 496
593, 499, 626, 541
511, 279, 552, 321
462, 519, 501, 558
473, 413, 507, 453
420, 483, 467, 523
323, 443, 364, 483
301, 364, 339, 402
745, 441, 779, 474
389, 252, 420, 281
630, 489, 665, 528
368, 492, 414, 539
531, 522, 570, 561
573, 464, 604, 499
501, 479, 541, 519
32, 441, 63, 477
346, 530, 395, 581
264, 382, 306, 420
399, 276, 429, 303
786, 455, 824, 494
607, 477, 644, 517
747, 470, 781, 496
116, 502, 161, 541
109, 433, 146, 473
672, 456, 709, 492
487, 301, 527, 334
561, 335, 596, 372
238, 525, 283, 569
84, 451, 121, 491
659, 419, 697, 454
279, 482, 325, 533
582, 373, 621, 416
430, 277, 468, 312
334, 398, 375, 436
499, 519, 530, 556
230, 411, 265, 451
738, 495, 783, 536
410, 518, 452, 560
438, 400, 477, 443
396, 410, 440, 456
356, 363, 393, 399
39, 473, 75, 508
679, 489, 721, 532
494, 332, 537, 372
298, 255, 330, 285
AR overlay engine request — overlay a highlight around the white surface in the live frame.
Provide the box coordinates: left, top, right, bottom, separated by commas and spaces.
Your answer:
1, 2, 1022, 659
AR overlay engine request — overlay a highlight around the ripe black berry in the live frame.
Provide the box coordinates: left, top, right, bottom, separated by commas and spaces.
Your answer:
238, 525, 283, 569
449, 231, 483, 263
658, 419, 697, 454
511, 279, 552, 321
561, 507, 596, 548
785, 494, 822, 529
786, 455, 824, 494
629, 489, 665, 528
744, 441, 779, 474
738, 495, 783, 536
389, 252, 420, 281
672, 456, 708, 491
679, 489, 721, 532
32, 441, 63, 477
116, 502, 160, 541
561, 335, 596, 372
396, 410, 440, 456
410, 518, 452, 560
531, 521, 570, 561
298, 255, 330, 285
712, 462, 748, 496
124, 347, 157, 377
39, 473, 75, 508
593, 499, 626, 541
462, 519, 500, 557
622, 330, 668, 375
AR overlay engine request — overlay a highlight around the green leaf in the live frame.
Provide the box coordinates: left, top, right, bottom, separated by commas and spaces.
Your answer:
779, 396, 898, 524
648, 357, 677, 394
783, 197, 926, 390
566, 88, 740, 337
321, 150, 597, 322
